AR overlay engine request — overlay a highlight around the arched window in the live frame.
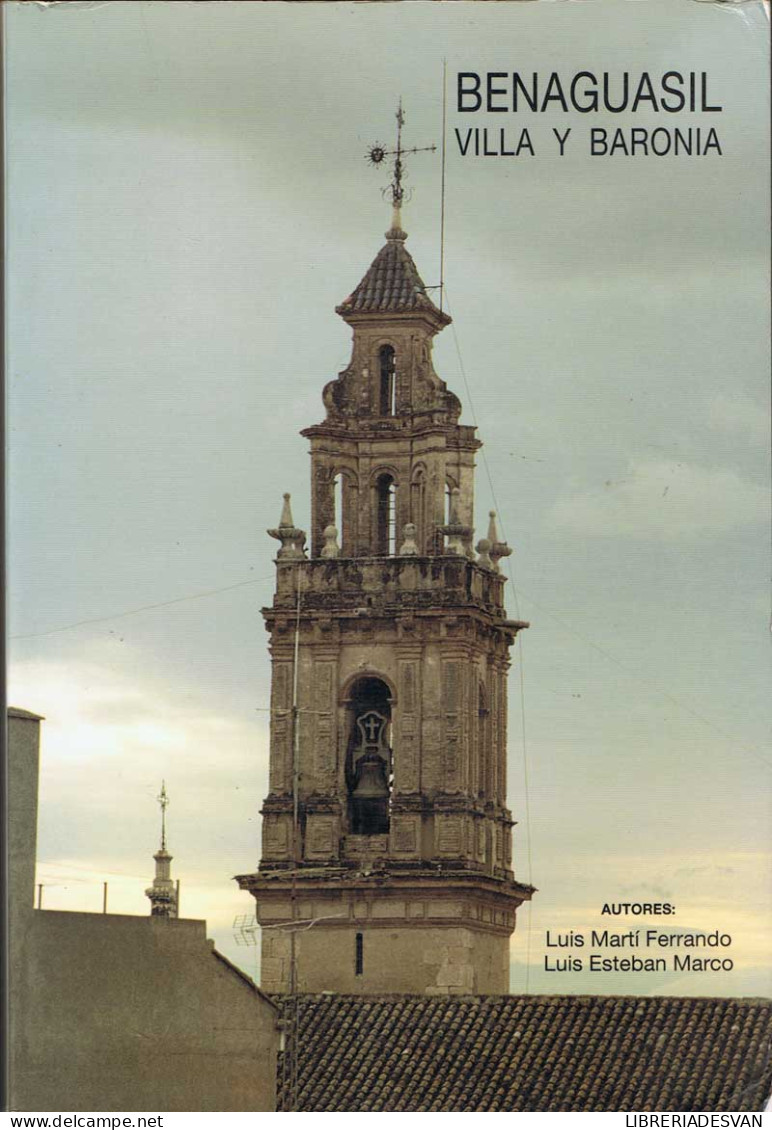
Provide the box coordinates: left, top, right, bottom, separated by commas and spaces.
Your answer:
375, 473, 396, 556
333, 473, 342, 535
478, 682, 489, 799
445, 481, 455, 524
345, 677, 392, 836
327, 468, 358, 557
440, 480, 458, 555
411, 467, 427, 554
332, 472, 343, 551
379, 345, 396, 416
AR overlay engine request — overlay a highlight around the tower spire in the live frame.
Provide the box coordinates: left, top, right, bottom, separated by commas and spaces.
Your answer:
159, 779, 168, 850
145, 780, 178, 918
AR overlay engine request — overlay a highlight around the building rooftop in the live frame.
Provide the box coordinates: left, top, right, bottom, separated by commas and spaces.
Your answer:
336, 229, 449, 322
8, 706, 45, 721
277, 994, 772, 1112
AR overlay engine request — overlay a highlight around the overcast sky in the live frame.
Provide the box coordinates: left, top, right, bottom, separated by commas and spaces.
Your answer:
6, 0, 770, 996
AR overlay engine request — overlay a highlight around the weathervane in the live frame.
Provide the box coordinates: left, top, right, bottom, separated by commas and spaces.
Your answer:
366, 100, 436, 222
157, 780, 169, 851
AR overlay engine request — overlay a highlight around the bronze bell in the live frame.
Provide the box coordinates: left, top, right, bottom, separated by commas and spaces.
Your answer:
352, 752, 389, 799
351, 752, 389, 834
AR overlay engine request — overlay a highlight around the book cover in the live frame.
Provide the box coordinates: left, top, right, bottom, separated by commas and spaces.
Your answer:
6, 0, 770, 1113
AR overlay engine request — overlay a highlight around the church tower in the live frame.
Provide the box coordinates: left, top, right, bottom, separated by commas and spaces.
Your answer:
238, 110, 533, 995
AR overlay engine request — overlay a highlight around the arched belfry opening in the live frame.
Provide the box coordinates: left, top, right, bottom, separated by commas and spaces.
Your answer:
478, 681, 490, 799
321, 467, 358, 558
375, 472, 396, 555
379, 345, 396, 415
333, 473, 343, 543
410, 465, 427, 554
345, 677, 392, 835
445, 479, 456, 524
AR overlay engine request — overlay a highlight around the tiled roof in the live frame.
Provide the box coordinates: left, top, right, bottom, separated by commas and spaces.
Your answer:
336, 233, 445, 318
277, 995, 772, 1112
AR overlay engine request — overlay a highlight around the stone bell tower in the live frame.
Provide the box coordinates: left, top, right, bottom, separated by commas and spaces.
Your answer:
238, 112, 533, 995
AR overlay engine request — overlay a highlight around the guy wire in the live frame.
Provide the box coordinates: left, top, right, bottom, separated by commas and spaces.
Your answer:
434, 76, 534, 993
443, 286, 535, 995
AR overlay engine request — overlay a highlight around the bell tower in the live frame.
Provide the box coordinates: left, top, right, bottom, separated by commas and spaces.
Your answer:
238, 109, 533, 995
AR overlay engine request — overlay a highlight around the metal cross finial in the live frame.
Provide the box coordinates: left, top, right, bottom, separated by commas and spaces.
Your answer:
366, 100, 436, 210
157, 780, 169, 850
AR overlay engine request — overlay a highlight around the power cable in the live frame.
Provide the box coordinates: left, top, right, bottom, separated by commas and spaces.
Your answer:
10, 573, 275, 641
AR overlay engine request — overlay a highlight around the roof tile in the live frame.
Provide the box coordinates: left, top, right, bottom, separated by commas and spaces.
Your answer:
277, 995, 772, 1112
337, 233, 443, 318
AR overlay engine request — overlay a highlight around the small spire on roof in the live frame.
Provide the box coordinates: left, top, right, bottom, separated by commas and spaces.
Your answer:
268, 493, 308, 560
487, 511, 500, 546
279, 492, 294, 528
145, 781, 178, 919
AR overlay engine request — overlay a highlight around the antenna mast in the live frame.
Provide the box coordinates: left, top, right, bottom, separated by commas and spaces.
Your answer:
440, 60, 448, 311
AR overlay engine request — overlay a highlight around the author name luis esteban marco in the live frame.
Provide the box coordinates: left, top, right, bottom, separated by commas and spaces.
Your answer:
455, 70, 723, 157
